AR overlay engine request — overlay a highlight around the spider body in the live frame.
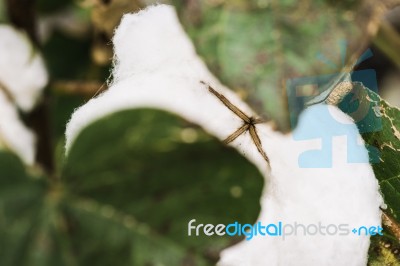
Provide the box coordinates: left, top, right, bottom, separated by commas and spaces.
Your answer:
201, 81, 270, 164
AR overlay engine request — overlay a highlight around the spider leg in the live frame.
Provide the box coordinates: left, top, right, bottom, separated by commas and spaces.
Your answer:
201, 81, 251, 123
253, 117, 267, 124
0, 80, 15, 104
249, 124, 270, 163
223, 123, 250, 145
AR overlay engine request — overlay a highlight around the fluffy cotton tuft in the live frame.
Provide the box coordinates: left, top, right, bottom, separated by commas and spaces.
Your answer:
0, 25, 48, 112
110, 4, 212, 85
65, 5, 383, 265
0, 90, 35, 165
218, 104, 383, 266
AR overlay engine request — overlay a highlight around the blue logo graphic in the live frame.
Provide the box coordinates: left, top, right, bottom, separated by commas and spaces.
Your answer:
286, 41, 382, 168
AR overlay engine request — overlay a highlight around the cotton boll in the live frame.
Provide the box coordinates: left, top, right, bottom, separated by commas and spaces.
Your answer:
0, 25, 48, 112
218, 105, 383, 266
66, 75, 267, 171
65, 4, 383, 265
112, 5, 191, 81
111, 4, 216, 85
0, 90, 35, 165
67, 4, 258, 157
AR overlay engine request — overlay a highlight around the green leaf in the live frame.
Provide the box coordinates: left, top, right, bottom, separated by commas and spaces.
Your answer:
1, 108, 264, 265
62, 108, 264, 265
368, 235, 400, 265
333, 83, 400, 227
362, 97, 400, 219
0, 152, 48, 266
174, 0, 370, 129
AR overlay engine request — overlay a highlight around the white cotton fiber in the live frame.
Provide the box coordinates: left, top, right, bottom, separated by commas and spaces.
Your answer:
65, 5, 383, 265
0, 90, 35, 165
0, 25, 48, 112
218, 104, 383, 266
110, 4, 217, 86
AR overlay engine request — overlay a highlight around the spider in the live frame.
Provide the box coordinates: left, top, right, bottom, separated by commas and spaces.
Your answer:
200, 81, 270, 164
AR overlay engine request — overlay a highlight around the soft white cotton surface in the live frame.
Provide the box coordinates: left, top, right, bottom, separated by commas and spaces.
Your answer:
65, 5, 383, 265
218, 104, 382, 266
0, 25, 48, 112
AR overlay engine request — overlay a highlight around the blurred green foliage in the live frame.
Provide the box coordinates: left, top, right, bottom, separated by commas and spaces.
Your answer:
1, 109, 263, 265
37, 0, 72, 14
357, 91, 400, 221
368, 235, 400, 265
173, 0, 366, 130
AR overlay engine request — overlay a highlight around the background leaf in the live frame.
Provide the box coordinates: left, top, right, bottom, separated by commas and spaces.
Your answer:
356, 90, 400, 219
1, 108, 265, 265
0, 152, 48, 265
329, 82, 400, 240
170, 0, 373, 130
61, 108, 264, 265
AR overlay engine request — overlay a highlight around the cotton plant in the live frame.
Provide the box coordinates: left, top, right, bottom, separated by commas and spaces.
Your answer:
65, 5, 383, 265
0, 25, 48, 165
